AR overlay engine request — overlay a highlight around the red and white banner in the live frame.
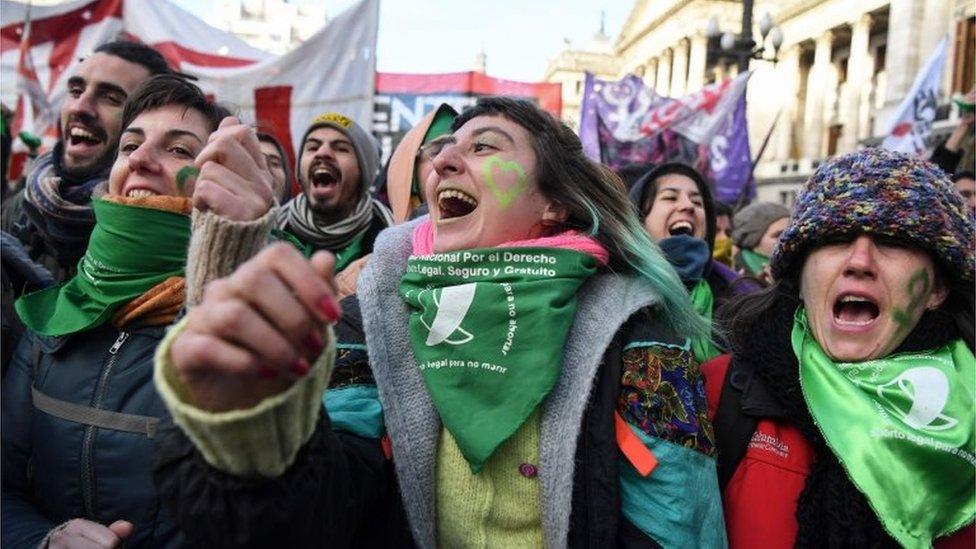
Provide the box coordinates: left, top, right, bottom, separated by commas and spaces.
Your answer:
372, 71, 561, 162
1, 0, 378, 189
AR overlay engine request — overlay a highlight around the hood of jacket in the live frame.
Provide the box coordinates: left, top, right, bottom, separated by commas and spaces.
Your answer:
387, 104, 457, 224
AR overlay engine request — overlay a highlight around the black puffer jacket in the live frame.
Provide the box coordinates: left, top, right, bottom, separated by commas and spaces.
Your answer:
2, 323, 182, 548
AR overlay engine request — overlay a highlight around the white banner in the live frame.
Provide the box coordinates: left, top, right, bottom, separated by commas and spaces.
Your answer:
882, 35, 948, 156
1, 0, 378, 179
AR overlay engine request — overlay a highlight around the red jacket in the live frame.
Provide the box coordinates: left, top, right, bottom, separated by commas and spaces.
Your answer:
703, 354, 974, 549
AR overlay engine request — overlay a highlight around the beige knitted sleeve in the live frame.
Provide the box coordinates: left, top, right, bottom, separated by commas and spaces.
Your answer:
184, 207, 277, 308
154, 317, 336, 478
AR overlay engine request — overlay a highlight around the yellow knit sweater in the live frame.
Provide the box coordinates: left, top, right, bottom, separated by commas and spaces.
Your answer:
436, 410, 543, 548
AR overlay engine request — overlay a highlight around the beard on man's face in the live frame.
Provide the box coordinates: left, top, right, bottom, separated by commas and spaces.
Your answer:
59, 113, 116, 182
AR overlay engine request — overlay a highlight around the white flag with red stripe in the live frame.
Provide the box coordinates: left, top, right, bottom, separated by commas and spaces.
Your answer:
12, 5, 55, 142
1, 0, 377, 184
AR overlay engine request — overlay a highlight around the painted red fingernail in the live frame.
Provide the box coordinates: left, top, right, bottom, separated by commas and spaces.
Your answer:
317, 296, 341, 323
291, 357, 310, 377
257, 365, 277, 378
305, 331, 324, 355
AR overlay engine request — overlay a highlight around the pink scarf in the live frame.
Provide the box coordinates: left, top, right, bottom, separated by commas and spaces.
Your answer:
411, 219, 609, 265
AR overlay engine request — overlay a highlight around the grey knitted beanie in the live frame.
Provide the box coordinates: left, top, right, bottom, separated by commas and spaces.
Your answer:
731, 201, 790, 250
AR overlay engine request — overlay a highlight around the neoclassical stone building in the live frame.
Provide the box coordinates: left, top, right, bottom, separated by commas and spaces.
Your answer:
545, 0, 975, 204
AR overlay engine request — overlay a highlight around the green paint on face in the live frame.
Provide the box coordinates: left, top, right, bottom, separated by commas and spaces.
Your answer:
891, 268, 931, 330
176, 166, 199, 194
482, 155, 528, 209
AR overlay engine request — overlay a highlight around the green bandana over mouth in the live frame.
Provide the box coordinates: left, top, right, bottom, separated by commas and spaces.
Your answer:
739, 248, 770, 277
398, 247, 599, 473
15, 197, 191, 337
792, 308, 975, 548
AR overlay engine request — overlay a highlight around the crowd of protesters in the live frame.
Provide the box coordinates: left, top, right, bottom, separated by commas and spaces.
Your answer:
0, 39, 973, 549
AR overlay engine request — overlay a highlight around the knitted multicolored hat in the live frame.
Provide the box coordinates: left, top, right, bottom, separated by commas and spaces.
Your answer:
771, 147, 975, 282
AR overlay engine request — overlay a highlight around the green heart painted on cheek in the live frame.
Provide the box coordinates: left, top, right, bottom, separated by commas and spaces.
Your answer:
175, 166, 199, 194
482, 155, 528, 209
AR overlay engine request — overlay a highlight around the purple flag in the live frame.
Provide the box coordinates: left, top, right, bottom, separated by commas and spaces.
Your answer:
709, 95, 755, 203
579, 71, 754, 203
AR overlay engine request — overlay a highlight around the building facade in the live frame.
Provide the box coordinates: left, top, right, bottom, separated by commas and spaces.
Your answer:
211, 0, 327, 55
542, 28, 620, 131
546, 0, 976, 205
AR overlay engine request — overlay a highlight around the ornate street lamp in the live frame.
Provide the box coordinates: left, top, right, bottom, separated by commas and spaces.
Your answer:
706, 0, 783, 73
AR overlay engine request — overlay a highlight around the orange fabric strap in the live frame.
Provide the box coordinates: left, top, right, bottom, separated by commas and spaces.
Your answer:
615, 411, 658, 477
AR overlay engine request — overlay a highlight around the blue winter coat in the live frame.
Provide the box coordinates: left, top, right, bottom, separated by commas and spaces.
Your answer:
2, 322, 181, 548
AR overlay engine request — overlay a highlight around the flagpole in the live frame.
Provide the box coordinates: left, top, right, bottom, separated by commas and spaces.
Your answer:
752, 106, 782, 170
734, 105, 781, 210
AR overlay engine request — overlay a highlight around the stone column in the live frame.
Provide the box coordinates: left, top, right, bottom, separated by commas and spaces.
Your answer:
876, 0, 924, 133
803, 30, 833, 160
646, 58, 658, 90
671, 39, 690, 97
656, 48, 673, 97
774, 45, 801, 161
840, 14, 872, 153
687, 34, 708, 92
714, 62, 727, 83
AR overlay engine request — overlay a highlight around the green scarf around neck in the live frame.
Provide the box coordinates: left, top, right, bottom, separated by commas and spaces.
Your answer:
270, 228, 364, 272
15, 197, 191, 337
398, 247, 598, 473
792, 308, 975, 548
690, 279, 721, 362
739, 248, 770, 277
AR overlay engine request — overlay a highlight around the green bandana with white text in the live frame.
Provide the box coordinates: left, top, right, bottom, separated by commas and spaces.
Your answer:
793, 308, 975, 548
15, 197, 190, 337
398, 247, 598, 473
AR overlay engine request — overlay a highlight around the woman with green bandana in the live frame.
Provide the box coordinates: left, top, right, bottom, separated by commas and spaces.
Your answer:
630, 163, 757, 364
2, 75, 274, 549
705, 148, 975, 548
151, 97, 727, 547
730, 201, 789, 286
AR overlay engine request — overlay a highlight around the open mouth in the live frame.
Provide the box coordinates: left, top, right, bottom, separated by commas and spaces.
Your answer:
668, 220, 695, 236
67, 124, 104, 148
309, 164, 339, 190
437, 188, 478, 220
833, 294, 880, 327
126, 188, 160, 198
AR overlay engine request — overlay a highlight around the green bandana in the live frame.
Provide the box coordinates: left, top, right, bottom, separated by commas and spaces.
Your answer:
398, 247, 598, 473
15, 198, 191, 337
739, 248, 769, 277
270, 228, 364, 272
792, 308, 975, 548
690, 279, 721, 362
271, 228, 312, 258
333, 231, 366, 272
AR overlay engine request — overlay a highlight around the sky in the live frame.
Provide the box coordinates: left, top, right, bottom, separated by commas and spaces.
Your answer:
170, 0, 633, 82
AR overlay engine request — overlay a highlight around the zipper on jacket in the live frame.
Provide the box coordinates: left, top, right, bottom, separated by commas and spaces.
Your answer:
81, 331, 129, 519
